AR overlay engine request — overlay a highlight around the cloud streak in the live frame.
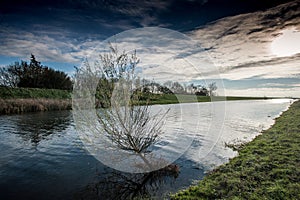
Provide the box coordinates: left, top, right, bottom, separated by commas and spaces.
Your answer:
189, 0, 300, 72
0, 27, 78, 63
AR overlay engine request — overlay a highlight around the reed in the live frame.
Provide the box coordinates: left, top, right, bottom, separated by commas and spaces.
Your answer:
0, 98, 72, 115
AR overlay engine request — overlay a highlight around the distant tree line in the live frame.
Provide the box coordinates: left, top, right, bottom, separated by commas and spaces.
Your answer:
0, 54, 72, 90
134, 78, 217, 96
93, 75, 217, 108
93, 73, 217, 108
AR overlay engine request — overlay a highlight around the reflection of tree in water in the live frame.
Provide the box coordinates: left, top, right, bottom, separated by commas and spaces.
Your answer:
76, 164, 179, 200
14, 110, 72, 145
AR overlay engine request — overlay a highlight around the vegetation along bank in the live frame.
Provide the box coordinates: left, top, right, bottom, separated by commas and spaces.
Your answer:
0, 87, 71, 115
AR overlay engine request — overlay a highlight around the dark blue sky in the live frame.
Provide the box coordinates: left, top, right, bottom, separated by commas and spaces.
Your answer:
0, 0, 294, 39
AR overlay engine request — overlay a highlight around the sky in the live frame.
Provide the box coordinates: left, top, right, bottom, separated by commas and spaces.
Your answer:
0, 0, 300, 97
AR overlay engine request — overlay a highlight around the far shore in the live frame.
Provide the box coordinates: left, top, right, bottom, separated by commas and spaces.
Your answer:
0, 98, 72, 115
0, 95, 292, 115
0, 86, 295, 115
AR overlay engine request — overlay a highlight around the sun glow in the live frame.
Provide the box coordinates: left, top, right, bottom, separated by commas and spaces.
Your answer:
270, 29, 300, 57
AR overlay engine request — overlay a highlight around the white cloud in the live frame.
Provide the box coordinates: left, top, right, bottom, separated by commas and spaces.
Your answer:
81, 27, 219, 83
219, 57, 300, 80
271, 28, 300, 57
0, 28, 79, 63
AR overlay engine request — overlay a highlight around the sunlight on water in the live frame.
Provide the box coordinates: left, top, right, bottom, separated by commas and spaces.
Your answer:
269, 98, 294, 104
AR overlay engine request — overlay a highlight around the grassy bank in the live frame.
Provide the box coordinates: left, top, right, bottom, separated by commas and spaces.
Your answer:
133, 94, 270, 105
172, 100, 300, 199
0, 86, 71, 99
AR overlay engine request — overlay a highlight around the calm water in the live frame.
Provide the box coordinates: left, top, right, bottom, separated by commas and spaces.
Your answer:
0, 99, 292, 199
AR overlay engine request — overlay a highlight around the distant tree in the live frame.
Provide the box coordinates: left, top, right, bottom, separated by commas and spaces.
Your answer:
186, 83, 208, 96
42, 67, 73, 90
0, 55, 72, 90
183, 83, 187, 94
17, 54, 43, 88
149, 80, 157, 93
163, 81, 173, 89
163, 81, 185, 94
195, 89, 208, 96
158, 85, 173, 94
134, 76, 142, 92
186, 83, 195, 94
208, 82, 217, 96
0, 64, 19, 87
171, 81, 184, 94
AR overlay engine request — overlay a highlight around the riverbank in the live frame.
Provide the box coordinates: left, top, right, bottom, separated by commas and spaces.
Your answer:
0, 95, 270, 115
172, 100, 300, 199
135, 94, 270, 105
0, 98, 72, 115
0, 87, 72, 114
0, 86, 279, 115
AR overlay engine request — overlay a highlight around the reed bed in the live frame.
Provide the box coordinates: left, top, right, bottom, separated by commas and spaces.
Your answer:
0, 98, 72, 115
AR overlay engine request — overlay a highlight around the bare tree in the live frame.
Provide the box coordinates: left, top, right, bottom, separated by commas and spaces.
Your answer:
208, 82, 217, 96
0, 65, 19, 87
93, 44, 169, 170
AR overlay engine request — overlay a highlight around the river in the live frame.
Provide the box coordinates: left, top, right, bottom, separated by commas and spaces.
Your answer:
0, 99, 292, 199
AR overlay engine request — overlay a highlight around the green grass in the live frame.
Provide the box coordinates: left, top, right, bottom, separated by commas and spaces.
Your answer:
225, 96, 269, 101
134, 94, 271, 105
172, 100, 300, 199
0, 86, 71, 99
0, 86, 272, 103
